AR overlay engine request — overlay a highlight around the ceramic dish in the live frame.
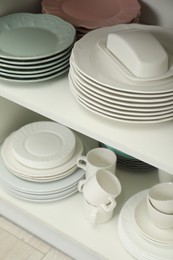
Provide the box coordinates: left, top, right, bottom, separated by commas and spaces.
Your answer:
1, 132, 84, 180
118, 190, 173, 260
71, 24, 173, 93
1, 182, 78, 202
0, 45, 73, 66
7, 164, 78, 183
11, 121, 76, 169
70, 65, 173, 104
0, 62, 69, 78
98, 36, 173, 82
70, 88, 173, 124
70, 55, 173, 98
69, 70, 173, 111
0, 57, 69, 73
0, 148, 85, 194
0, 66, 69, 83
0, 13, 76, 60
42, 0, 140, 29
69, 76, 173, 123
134, 198, 173, 244
0, 51, 71, 70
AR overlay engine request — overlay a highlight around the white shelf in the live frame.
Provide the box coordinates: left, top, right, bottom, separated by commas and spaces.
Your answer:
0, 74, 172, 174
0, 163, 159, 260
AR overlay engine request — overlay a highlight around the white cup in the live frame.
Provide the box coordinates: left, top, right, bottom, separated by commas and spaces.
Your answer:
77, 147, 117, 179
78, 169, 121, 207
83, 198, 115, 225
148, 182, 173, 214
158, 169, 173, 183
146, 196, 173, 229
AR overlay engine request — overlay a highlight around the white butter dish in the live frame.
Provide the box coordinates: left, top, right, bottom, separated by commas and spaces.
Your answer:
106, 29, 168, 78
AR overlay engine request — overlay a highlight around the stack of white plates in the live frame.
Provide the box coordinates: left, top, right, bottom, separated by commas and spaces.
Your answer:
41, 0, 141, 39
0, 121, 87, 202
118, 190, 173, 260
69, 24, 173, 124
0, 13, 76, 82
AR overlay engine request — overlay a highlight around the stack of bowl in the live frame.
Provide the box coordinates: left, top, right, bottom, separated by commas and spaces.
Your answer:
147, 182, 173, 229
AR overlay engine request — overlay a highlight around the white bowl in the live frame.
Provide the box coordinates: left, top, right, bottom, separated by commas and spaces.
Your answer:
146, 196, 173, 229
148, 182, 173, 214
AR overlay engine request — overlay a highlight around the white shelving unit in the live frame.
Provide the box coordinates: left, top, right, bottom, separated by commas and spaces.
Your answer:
0, 73, 171, 259
0, 73, 172, 173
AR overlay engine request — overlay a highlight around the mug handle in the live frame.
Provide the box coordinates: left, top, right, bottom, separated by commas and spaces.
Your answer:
77, 155, 87, 171
101, 197, 116, 212
78, 179, 87, 192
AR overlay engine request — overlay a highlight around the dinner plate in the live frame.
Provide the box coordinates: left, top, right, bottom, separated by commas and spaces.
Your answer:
70, 57, 173, 98
74, 92, 173, 121
134, 198, 173, 244
0, 62, 69, 79
2, 182, 77, 198
69, 78, 173, 122
70, 88, 173, 124
0, 57, 69, 74
0, 151, 85, 194
42, 0, 140, 29
0, 51, 71, 70
72, 82, 173, 115
2, 183, 78, 203
1, 133, 83, 179
70, 65, 173, 104
118, 190, 173, 260
0, 66, 69, 83
72, 24, 173, 94
0, 45, 73, 66
69, 71, 173, 113
11, 121, 76, 169
0, 13, 76, 60
7, 165, 78, 183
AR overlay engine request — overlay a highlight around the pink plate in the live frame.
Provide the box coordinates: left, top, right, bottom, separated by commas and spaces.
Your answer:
42, 0, 141, 29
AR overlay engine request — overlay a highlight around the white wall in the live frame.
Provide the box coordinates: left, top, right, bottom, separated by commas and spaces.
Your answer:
0, 0, 42, 16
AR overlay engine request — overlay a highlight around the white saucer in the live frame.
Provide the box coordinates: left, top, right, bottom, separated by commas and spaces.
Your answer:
134, 198, 173, 244
1, 133, 83, 179
11, 121, 76, 169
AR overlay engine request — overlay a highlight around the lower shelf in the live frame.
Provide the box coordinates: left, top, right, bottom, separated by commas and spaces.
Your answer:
0, 167, 158, 260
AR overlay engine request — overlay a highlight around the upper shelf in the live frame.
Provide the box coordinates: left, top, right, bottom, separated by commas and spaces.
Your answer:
0, 73, 172, 174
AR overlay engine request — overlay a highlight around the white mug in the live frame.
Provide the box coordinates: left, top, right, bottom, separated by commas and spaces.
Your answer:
77, 147, 117, 179
78, 169, 121, 206
83, 198, 116, 225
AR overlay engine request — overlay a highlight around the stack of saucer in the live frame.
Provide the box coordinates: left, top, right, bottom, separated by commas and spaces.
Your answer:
0, 13, 76, 82
0, 121, 87, 202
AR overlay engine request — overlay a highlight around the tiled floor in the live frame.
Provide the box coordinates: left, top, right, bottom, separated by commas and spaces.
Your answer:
0, 216, 73, 260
